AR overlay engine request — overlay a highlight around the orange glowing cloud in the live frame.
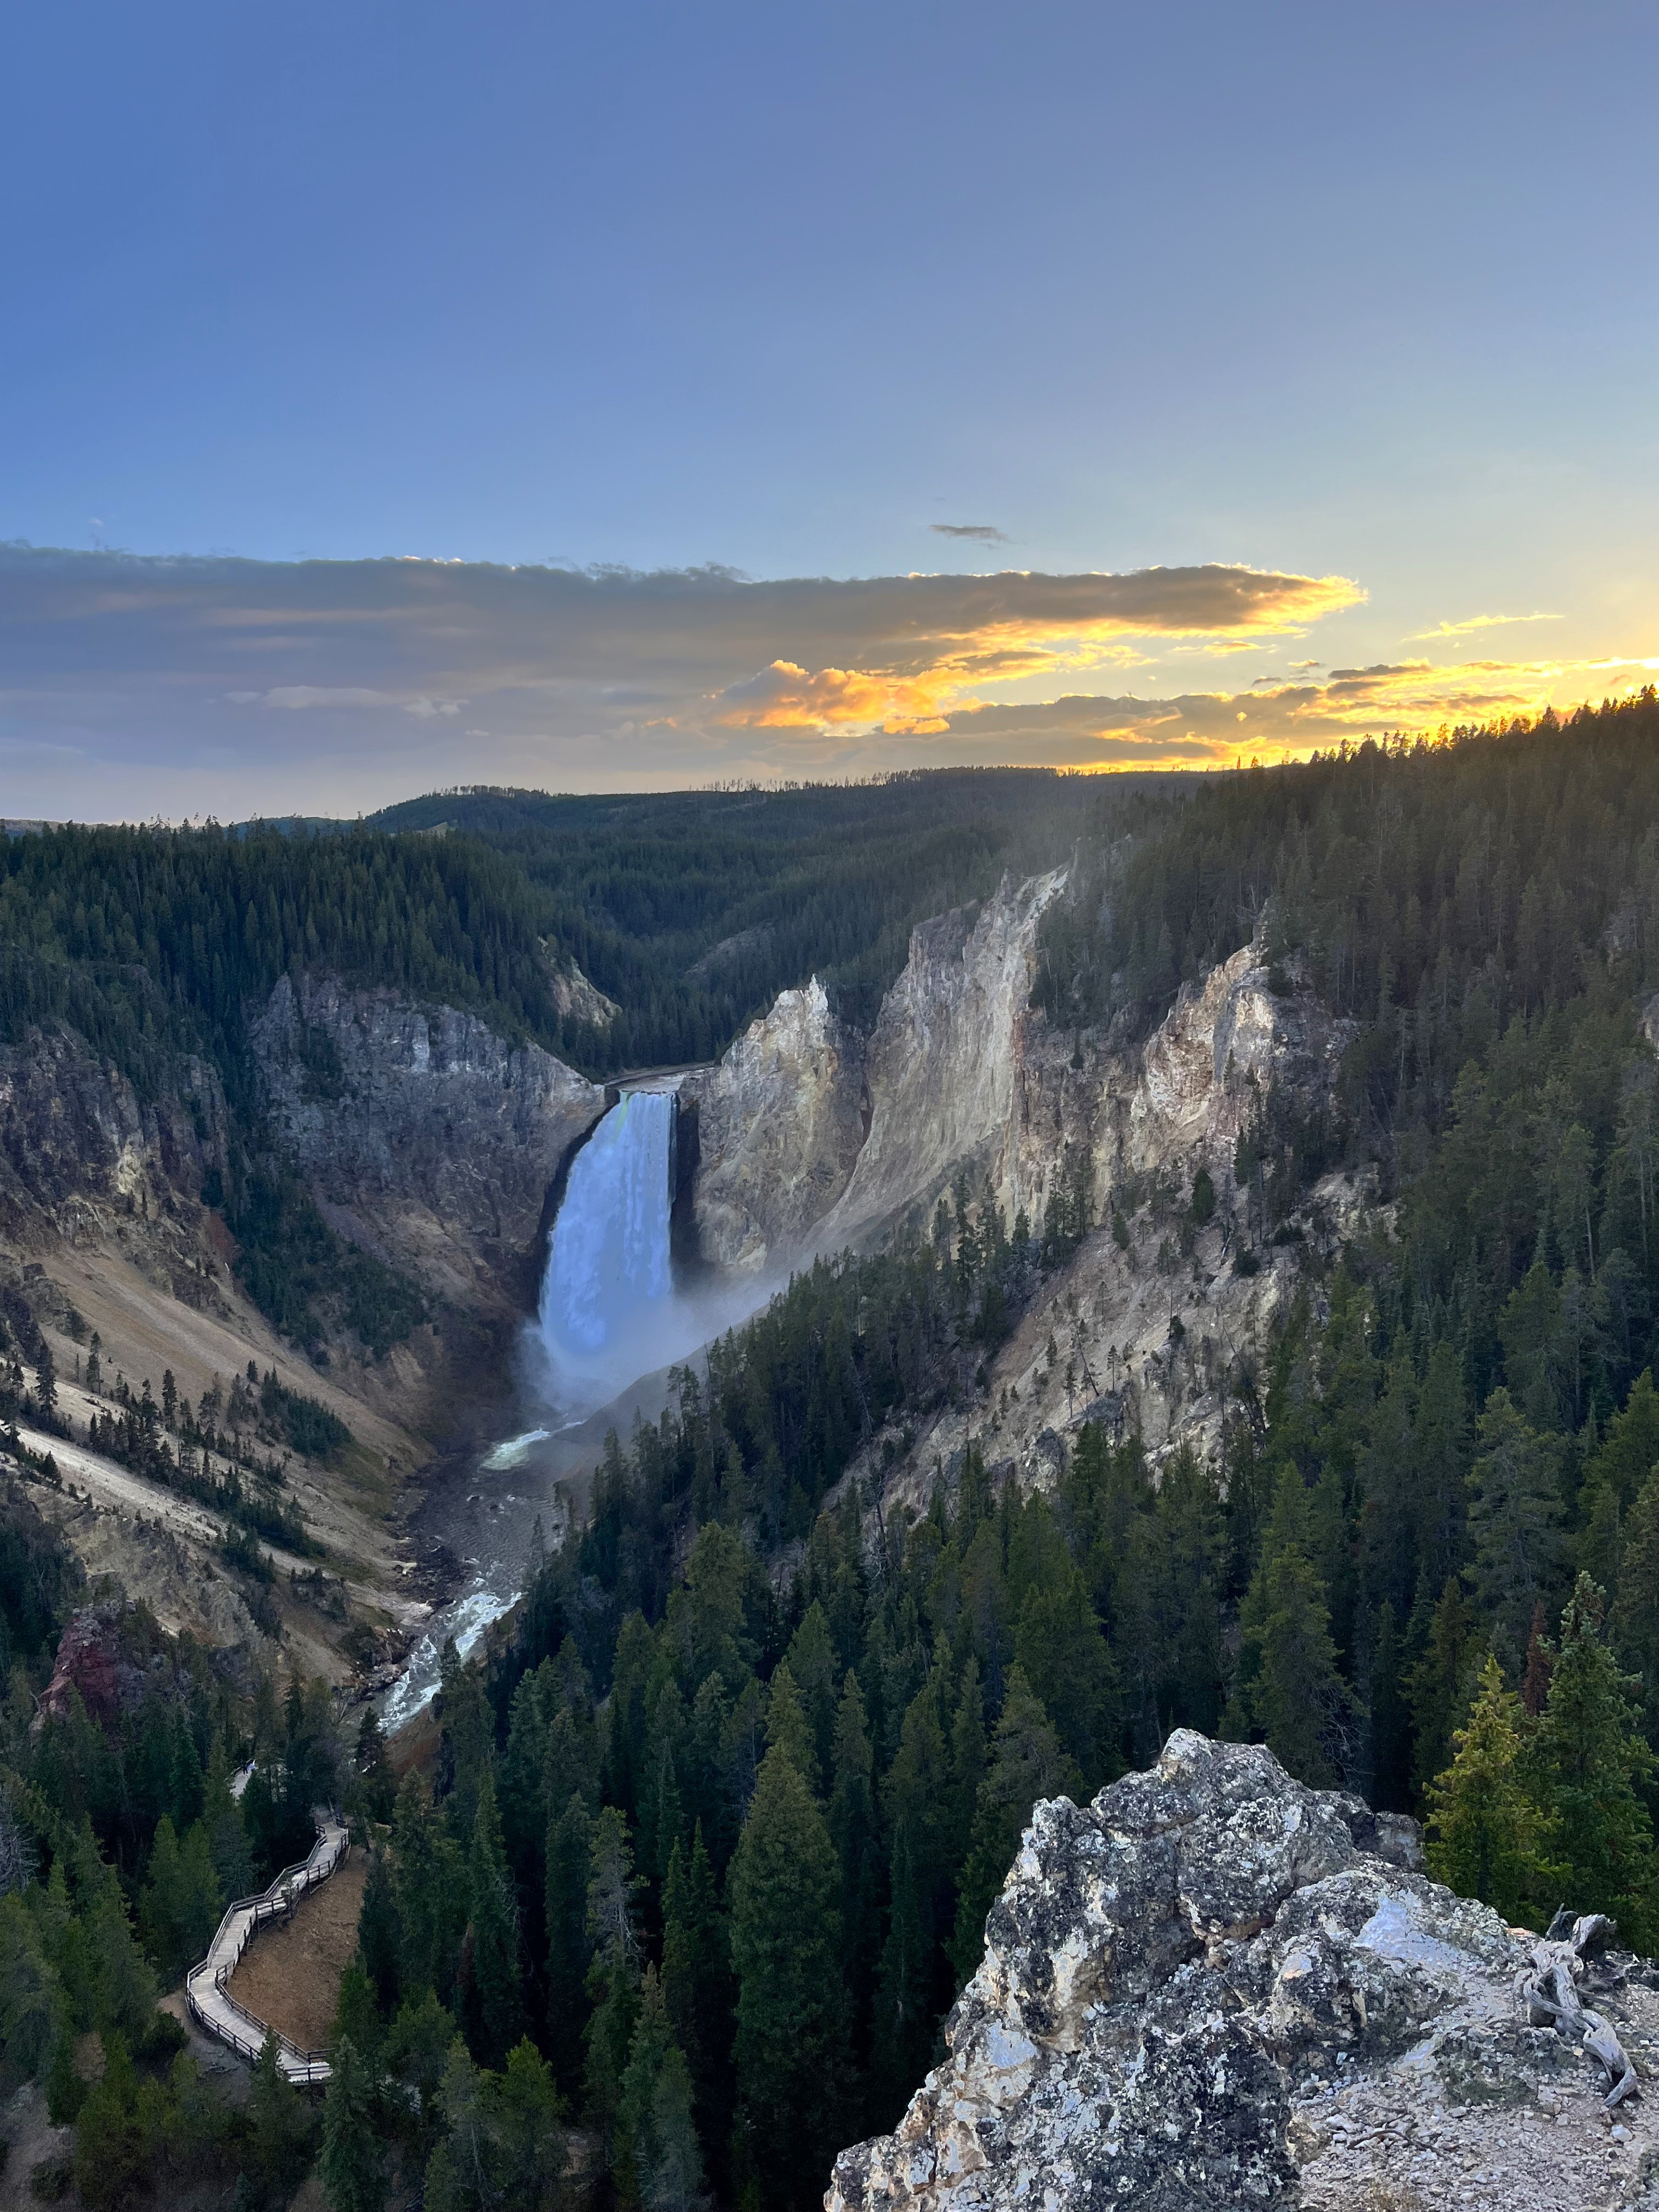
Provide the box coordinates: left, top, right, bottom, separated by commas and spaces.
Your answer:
712, 659, 955, 732
711, 564, 1363, 731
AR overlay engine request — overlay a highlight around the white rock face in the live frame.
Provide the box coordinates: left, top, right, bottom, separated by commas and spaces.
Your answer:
680, 979, 866, 1273
828, 1734, 1657, 2212
817, 871, 1068, 1250
249, 972, 604, 1310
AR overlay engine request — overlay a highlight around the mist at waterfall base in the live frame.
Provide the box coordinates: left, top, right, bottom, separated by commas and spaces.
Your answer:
381, 1086, 785, 1731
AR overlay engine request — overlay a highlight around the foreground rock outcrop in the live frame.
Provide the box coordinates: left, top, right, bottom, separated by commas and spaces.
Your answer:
828, 1733, 1659, 2212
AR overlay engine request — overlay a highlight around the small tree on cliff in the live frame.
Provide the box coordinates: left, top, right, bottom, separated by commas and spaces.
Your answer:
1425, 1653, 1558, 1928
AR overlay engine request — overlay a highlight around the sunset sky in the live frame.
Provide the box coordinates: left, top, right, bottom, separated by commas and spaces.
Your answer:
4, 1, 1657, 817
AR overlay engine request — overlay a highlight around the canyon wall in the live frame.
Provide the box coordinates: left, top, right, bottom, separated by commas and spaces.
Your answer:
249, 972, 604, 1313
678, 979, 866, 1273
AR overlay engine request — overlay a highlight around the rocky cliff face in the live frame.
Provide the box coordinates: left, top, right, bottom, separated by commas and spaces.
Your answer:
0, 1024, 229, 1286
685, 884, 1357, 1497
684, 873, 1068, 1272
249, 973, 604, 1312
818, 871, 1068, 1250
679, 980, 866, 1272
828, 1733, 1659, 2212
1000, 936, 1356, 1228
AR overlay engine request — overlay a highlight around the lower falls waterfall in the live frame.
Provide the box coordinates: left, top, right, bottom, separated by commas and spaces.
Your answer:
385, 1078, 776, 1728
538, 1085, 675, 1363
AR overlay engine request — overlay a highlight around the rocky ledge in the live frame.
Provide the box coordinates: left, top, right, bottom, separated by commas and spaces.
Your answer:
827, 1732, 1659, 2212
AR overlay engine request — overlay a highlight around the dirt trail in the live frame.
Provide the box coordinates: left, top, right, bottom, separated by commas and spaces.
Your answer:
225, 1850, 368, 2053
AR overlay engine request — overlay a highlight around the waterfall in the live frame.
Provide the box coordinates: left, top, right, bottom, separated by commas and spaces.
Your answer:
538, 1088, 675, 1368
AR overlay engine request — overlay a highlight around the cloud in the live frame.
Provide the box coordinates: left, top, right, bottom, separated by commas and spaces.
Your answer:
252, 686, 402, 709
713, 660, 952, 732
2, 540, 1649, 814
930, 523, 1011, 543
915, 652, 1659, 772
1405, 610, 1562, 641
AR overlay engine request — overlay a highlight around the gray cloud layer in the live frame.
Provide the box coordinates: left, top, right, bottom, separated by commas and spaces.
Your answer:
0, 544, 1362, 814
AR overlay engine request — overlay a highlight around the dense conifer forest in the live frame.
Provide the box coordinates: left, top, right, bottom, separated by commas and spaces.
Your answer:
9, 707, 1659, 2208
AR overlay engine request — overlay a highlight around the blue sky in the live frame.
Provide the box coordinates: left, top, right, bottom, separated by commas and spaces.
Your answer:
4, 1, 1658, 816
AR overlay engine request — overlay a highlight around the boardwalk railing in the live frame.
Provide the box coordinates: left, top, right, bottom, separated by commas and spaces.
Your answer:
185, 1804, 347, 2086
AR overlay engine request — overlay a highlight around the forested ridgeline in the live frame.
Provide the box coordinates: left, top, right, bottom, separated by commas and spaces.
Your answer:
363, 771, 1093, 1070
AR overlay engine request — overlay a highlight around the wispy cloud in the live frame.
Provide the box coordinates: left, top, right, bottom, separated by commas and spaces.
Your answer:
1404, 610, 1563, 641
929, 523, 1010, 544
223, 685, 464, 716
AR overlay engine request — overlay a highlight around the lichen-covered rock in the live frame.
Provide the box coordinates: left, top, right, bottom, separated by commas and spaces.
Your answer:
826, 1733, 1658, 2212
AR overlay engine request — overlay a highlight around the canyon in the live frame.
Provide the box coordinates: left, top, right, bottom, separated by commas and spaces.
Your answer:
0, 864, 1358, 1690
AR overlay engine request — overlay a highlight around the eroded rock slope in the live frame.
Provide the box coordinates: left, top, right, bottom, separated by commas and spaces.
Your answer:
828, 1733, 1659, 2212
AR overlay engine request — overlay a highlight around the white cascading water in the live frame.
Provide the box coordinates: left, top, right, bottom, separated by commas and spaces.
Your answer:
384, 1079, 781, 1732
537, 1086, 675, 1379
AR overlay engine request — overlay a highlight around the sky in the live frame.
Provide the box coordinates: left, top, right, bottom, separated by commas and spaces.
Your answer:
3, 0, 1658, 819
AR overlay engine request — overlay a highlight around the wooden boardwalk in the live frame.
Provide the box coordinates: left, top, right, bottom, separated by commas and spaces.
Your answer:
184, 1805, 348, 2085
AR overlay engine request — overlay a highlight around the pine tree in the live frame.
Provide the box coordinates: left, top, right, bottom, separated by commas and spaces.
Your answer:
358, 1849, 403, 2017
660, 1827, 730, 2146
873, 1826, 932, 2110
1534, 1575, 1659, 1949
783, 1601, 840, 1789
437, 1635, 495, 1842
584, 1808, 643, 2146
490, 2039, 568, 2210
544, 1791, 594, 2085
763, 1661, 817, 1792
1407, 1575, 1483, 1795
949, 1664, 1074, 1987
467, 1771, 524, 2067
334, 1954, 383, 2067
384, 1990, 457, 2171
729, 1742, 844, 2210
1425, 1654, 1556, 1927
356, 1706, 396, 1826
0, 1893, 67, 2081
1465, 1387, 1567, 1669
394, 1773, 468, 2007
71, 2033, 153, 2211
826, 1671, 880, 2079
618, 1966, 704, 2210
86, 1871, 157, 2046
139, 1815, 191, 1980
318, 2035, 387, 2212
202, 1731, 254, 1902
947, 1657, 987, 1871
1250, 1543, 1356, 1788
